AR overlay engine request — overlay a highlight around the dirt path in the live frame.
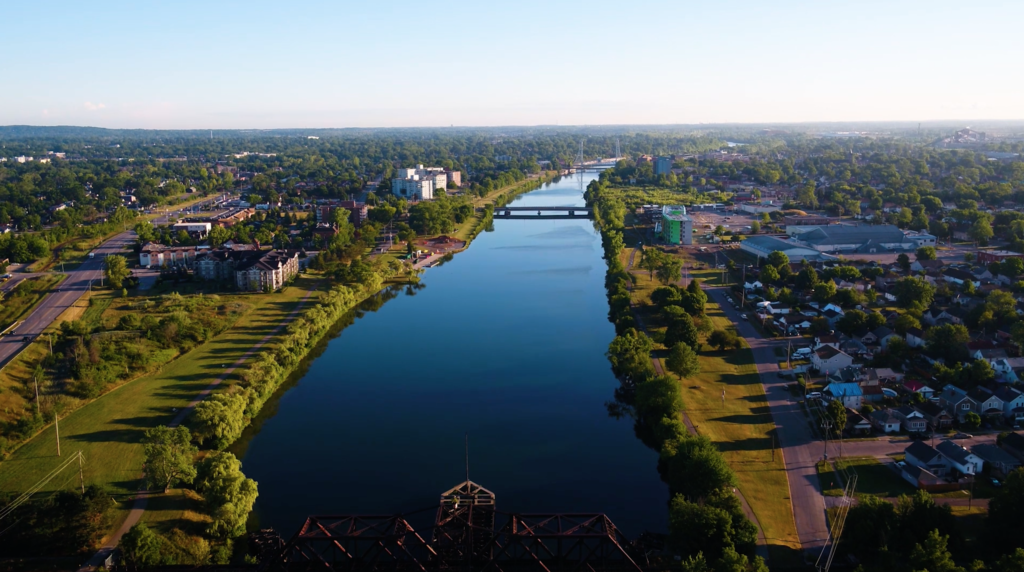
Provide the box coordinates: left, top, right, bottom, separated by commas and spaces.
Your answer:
78, 290, 317, 571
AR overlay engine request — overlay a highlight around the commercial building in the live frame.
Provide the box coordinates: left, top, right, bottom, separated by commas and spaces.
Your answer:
739, 235, 828, 262
784, 215, 837, 226
660, 206, 693, 245
392, 164, 448, 201
977, 250, 1024, 265
140, 243, 204, 268
788, 224, 916, 253
211, 207, 255, 227
653, 156, 672, 176
171, 222, 212, 237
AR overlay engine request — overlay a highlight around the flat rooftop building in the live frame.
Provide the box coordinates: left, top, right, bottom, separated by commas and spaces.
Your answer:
789, 224, 916, 253
740, 235, 831, 262
660, 205, 693, 245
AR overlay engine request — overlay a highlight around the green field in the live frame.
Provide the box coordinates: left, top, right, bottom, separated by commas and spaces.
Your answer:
817, 456, 916, 498
0, 279, 321, 508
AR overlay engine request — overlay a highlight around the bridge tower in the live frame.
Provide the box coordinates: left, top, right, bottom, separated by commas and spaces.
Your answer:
574, 140, 585, 168
615, 137, 621, 161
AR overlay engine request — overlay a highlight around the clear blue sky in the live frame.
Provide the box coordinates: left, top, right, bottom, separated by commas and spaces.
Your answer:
3, 0, 1021, 129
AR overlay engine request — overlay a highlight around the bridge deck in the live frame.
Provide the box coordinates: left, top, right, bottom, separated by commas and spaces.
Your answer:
497, 206, 592, 212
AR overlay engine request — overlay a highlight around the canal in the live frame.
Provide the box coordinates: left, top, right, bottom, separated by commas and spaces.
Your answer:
235, 172, 668, 537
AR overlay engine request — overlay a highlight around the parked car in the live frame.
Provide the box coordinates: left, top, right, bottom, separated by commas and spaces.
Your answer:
740, 314, 748, 320
953, 432, 973, 440
807, 392, 822, 399
992, 478, 1002, 487
896, 460, 907, 469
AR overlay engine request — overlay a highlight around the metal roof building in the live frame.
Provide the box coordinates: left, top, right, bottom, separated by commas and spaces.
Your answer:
739, 235, 831, 262
789, 224, 917, 253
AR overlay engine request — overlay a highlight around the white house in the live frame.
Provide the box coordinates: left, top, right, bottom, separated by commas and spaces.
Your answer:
936, 440, 984, 475
744, 280, 763, 290
870, 409, 901, 433
812, 345, 854, 372
993, 357, 1024, 383
995, 386, 1024, 423
906, 327, 927, 348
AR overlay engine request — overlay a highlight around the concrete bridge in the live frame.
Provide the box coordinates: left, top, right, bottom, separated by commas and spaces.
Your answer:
495, 205, 593, 219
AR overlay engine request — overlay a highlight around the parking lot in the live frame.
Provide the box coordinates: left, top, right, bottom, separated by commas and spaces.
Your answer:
687, 206, 762, 243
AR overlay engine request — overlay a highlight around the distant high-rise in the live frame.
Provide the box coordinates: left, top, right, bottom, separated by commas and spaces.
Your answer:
654, 156, 672, 176
392, 164, 447, 200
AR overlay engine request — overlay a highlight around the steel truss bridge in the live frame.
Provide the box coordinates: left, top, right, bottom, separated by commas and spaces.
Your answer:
252, 481, 650, 572
495, 206, 593, 219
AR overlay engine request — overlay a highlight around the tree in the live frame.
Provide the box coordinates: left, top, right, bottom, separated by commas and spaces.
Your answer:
962, 411, 982, 431
749, 221, 760, 234
916, 246, 937, 261
836, 309, 867, 335
190, 393, 248, 450
656, 256, 684, 285
134, 220, 156, 243
766, 251, 789, 269
195, 452, 259, 538
666, 343, 700, 379
970, 217, 994, 244
759, 264, 779, 284
812, 281, 836, 304
909, 530, 964, 572
639, 249, 663, 279
142, 425, 197, 492
104, 254, 130, 289
633, 375, 684, 449
925, 324, 971, 363
894, 314, 921, 335
664, 311, 700, 349
662, 437, 737, 501
826, 399, 846, 436
897, 253, 911, 271
607, 329, 655, 382
990, 469, 1024, 551
208, 224, 232, 247
120, 523, 162, 568
708, 329, 740, 351
996, 549, 1024, 572
894, 276, 935, 311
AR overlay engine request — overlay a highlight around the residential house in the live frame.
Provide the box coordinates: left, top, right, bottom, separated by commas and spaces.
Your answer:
973, 348, 1009, 365
870, 409, 901, 433
995, 386, 1024, 424
824, 382, 863, 409
822, 308, 844, 326
862, 326, 900, 347
894, 406, 928, 433
902, 380, 936, 401
923, 307, 962, 326
943, 268, 981, 288
936, 440, 984, 475
863, 368, 903, 385
900, 463, 947, 491
971, 444, 1021, 478
968, 387, 1005, 421
937, 385, 977, 423
906, 327, 927, 348
993, 357, 1024, 383
999, 432, 1024, 462
862, 384, 886, 403
812, 345, 854, 372
743, 280, 763, 290
846, 409, 873, 435
814, 334, 841, 350
827, 366, 862, 385
905, 441, 951, 477
917, 400, 954, 429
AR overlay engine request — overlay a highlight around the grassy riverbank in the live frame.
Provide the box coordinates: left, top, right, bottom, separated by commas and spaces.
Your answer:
619, 247, 801, 563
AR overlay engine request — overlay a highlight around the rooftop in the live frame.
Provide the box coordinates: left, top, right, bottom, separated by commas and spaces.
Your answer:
661, 205, 691, 222
795, 224, 912, 247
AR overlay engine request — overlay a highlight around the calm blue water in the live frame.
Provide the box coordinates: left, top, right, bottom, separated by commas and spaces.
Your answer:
237, 173, 667, 537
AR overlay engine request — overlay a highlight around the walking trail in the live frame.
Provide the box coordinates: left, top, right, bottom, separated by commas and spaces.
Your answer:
78, 290, 316, 571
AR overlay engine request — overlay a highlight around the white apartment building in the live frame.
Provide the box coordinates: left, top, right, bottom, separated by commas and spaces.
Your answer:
392, 164, 447, 201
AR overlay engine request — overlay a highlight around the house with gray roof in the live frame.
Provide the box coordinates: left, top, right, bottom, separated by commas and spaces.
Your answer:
994, 386, 1024, 423
789, 224, 916, 254
906, 441, 951, 477
971, 444, 1021, 477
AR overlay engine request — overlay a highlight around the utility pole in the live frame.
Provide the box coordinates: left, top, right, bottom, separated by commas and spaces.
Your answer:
55, 413, 60, 457
772, 434, 776, 462
78, 452, 85, 494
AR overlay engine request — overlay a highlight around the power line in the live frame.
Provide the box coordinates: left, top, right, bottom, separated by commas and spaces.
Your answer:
0, 451, 85, 523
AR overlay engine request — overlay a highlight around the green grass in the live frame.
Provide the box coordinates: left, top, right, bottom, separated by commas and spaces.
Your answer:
817, 457, 916, 498
0, 279, 321, 506
0, 274, 66, 332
